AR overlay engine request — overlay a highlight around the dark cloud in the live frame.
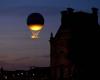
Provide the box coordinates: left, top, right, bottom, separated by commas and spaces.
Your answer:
0, 60, 8, 65
0, 60, 30, 70
0, 55, 9, 59
38, 54, 50, 58
0, 60, 15, 69
14, 56, 31, 62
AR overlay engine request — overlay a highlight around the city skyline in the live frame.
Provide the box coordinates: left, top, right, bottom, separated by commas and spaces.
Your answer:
0, 0, 100, 70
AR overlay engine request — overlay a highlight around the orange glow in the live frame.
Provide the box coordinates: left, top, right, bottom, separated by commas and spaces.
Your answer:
28, 24, 43, 31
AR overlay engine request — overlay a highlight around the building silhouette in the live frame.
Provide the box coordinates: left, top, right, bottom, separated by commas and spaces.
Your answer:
49, 8, 100, 80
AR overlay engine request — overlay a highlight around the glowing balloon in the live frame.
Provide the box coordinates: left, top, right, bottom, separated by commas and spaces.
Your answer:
27, 13, 44, 39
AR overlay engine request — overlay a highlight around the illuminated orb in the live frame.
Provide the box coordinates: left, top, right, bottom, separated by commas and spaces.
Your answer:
27, 13, 44, 39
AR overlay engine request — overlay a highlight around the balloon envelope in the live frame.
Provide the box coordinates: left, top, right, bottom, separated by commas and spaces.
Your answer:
27, 13, 44, 31
27, 13, 44, 39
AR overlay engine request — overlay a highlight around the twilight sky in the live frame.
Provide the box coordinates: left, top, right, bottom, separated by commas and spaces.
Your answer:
0, 0, 100, 70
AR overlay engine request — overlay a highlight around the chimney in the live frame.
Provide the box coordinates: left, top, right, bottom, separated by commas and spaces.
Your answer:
92, 7, 98, 15
67, 8, 74, 13
92, 7, 98, 23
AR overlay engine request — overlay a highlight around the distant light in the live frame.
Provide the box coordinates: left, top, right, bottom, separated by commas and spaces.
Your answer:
33, 73, 35, 76
12, 74, 15, 77
21, 73, 23, 75
5, 76, 7, 79
17, 73, 20, 76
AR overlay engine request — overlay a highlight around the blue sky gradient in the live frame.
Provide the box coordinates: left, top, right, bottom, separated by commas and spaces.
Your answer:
0, 0, 100, 70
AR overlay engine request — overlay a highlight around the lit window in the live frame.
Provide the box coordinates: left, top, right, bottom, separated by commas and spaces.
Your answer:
5, 76, 7, 79
33, 73, 35, 76
21, 73, 23, 75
